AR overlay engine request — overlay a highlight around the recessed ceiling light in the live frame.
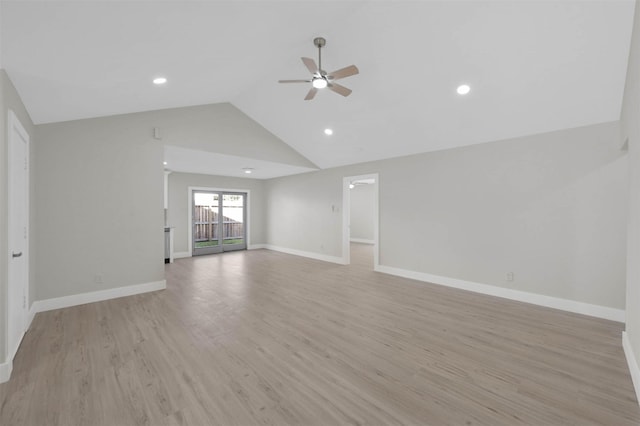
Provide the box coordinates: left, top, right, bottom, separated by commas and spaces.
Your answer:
163, 161, 167, 165
324, 128, 333, 136
457, 84, 471, 95
153, 77, 167, 85
243, 168, 253, 174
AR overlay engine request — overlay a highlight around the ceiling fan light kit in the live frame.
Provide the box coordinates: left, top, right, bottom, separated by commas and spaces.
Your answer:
278, 37, 359, 100
312, 78, 328, 89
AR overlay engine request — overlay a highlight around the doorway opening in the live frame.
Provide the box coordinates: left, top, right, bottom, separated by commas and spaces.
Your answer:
190, 189, 247, 256
342, 173, 379, 268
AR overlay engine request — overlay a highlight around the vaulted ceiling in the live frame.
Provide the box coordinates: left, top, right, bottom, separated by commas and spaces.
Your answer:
1, 1, 635, 175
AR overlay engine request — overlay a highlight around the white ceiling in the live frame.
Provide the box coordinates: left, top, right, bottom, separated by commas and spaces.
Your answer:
1, 0, 635, 174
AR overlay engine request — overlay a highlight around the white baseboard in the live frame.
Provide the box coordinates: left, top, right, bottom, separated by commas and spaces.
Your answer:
623, 331, 640, 405
177, 246, 265, 254
350, 238, 375, 245
173, 251, 191, 259
31, 280, 166, 314
264, 244, 346, 265
375, 265, 625, 323
0, 359, 12, 384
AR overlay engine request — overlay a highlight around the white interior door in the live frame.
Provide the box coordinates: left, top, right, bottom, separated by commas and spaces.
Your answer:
7, 110, 29, 362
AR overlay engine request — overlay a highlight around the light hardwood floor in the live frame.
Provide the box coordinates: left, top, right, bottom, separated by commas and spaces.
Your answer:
1, 243, 639, 425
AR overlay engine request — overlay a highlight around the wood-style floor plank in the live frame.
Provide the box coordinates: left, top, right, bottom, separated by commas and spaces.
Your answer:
1, 244, 638, 425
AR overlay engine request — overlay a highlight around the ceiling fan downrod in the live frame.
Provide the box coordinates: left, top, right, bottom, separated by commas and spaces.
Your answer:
314, 37, 326, 74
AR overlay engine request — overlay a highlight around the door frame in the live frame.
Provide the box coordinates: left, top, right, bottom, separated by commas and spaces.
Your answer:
342, 173, 379, 268
6, 109, 30, 368
188, 186, 251, 256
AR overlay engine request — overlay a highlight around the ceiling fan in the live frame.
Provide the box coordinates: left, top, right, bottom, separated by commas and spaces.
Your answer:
278, 37, 359, 100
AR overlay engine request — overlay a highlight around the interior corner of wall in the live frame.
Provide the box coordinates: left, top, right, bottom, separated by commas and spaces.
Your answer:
623, 331, 640, 405
622, 137, 630, 152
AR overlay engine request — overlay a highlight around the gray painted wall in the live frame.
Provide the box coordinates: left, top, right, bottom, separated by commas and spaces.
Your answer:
266, 170, 344, 256
621, 0, 640, 374
350, 184, 375, 241
34, 116, 165, 301
0, 70, 35, 364
266, 121, 627, 309
167, 172, 265, 254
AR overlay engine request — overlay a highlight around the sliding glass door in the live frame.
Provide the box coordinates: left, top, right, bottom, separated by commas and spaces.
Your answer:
193, 190, 246, 256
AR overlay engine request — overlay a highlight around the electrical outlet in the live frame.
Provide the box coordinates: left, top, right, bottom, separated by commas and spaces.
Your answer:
506, 272, 514, 282
94, 274, 103, 284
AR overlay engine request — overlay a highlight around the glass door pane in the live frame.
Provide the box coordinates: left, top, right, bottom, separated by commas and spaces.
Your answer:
222, 193, 246, 251
193, 191, 222, 255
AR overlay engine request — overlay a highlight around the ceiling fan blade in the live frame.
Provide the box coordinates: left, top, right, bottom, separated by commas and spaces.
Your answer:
278, 79, 311, 83
328, 82, 352, 97
327, 65, 359, 80
301, 57, 318, 74
304, 87, 318, 100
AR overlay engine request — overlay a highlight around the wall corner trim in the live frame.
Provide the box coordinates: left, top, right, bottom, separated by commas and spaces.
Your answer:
31, 280, 166, 315
0, 360, 13, 384
375, 265, 625, 322
623, 331, 640, 405
264, 245, 346, 265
